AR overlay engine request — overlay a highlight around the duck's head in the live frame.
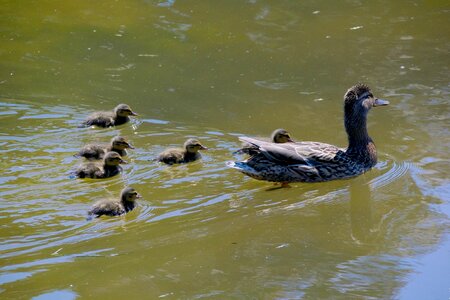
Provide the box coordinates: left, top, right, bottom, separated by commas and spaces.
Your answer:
344, 84, 389, 117
271, 129, 294, 143
114, 104, 138, 117
184, 138, 207, 153
121, 187, 142, 203
104, 152, 127, 166
111, 136, 134, 150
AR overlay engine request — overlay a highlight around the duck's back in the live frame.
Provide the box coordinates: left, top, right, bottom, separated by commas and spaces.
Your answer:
157, 148, 185, 164
234, 137, 366, 182
81, 111, 115, 128
88, 200, 125, 217
77, 144, 108, 160
75, 161, 104, 178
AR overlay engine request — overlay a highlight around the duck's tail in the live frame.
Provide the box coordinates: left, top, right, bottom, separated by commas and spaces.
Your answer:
226, 161, 259, 177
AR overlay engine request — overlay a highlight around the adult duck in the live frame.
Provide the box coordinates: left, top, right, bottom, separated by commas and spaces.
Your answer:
75, 151, 127, 179
228, 84, 389, 184
79, 104, 138, 128
157, 138, 207, 165
76, 136, 134, 160
87, 187, 141, 219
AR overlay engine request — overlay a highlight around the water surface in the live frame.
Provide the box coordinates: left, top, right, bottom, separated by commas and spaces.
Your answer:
1, 1, 449, 299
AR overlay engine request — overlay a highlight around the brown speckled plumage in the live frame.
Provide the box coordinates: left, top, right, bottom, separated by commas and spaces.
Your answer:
229, 84, 389, 183
236, 128, 294, 155
77, 136, 134, 160
79, 104, 137, 128
76, 152, 126, 179
87, 187, 141, 219
157, 138, 207, 165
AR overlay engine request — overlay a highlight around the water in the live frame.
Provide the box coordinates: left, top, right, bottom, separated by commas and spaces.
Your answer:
1, 1, 449, 299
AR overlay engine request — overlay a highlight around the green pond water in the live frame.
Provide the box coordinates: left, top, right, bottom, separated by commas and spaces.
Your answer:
1, 1, 449, 299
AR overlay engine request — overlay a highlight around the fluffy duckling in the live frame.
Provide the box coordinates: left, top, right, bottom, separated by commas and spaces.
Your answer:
79, 104, 138, 128
236, 128, 294, 155
76, 136, 134, 160
87, 187, 141, 219
228, 84, 389, 184
270, 128, 295, 143
157, 138, 207, 165
75, 151, 126, 179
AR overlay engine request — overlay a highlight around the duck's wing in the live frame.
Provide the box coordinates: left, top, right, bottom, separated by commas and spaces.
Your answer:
89, 201, 123, 217
157, 148, 184, 164
77, 144, 106, 159
239, 137, 345, 166
83, 112, 115, 127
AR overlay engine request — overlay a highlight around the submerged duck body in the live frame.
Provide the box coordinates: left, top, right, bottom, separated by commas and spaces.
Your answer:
75, 152, 126, 179
80, 104, 137, 128
157, 138, 207, 165
229, 84, 389, 183
77, 136, 134, 160
88, 187, 141, 219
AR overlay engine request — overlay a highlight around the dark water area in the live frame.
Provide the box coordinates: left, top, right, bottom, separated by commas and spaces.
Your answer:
1, 1, 449, 299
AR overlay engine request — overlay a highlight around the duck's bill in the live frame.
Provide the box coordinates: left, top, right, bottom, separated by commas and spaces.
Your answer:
130, 111, 138, 116
374, 99, 389, 106
120, 159, 128, 164
127, 144, 135, 149
200, 145, 208, 150
136, 193, 142, 198
287, 138, 295, 143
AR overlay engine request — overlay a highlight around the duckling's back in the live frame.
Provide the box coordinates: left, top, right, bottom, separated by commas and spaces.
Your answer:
88, 200, 125, 218
80, 111, 115, 128
75, 161, 104, 178
157, 148, 185, 165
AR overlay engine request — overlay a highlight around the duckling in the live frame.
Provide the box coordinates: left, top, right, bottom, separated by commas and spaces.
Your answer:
75, 151, 126, 179
236, 128, 294, 155
87, 187, 141, 219
76, 136, 134, 160
79, 104, 138, 128
228, 84, 389, 184
157, 138, 207, 165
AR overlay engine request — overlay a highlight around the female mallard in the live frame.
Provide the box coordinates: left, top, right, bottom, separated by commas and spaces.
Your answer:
228, 84, 389, 184
236, 128, 295, 155
75, 151, 127, 179
87, 187, 141, 219
79, 104, 138, 128
76, 136, 134, 160
157, 138, 207, 165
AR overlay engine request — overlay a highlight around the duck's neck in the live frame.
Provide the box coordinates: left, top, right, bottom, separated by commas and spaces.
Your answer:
121, 200, 135, 212
344, 111, 377, 166
109, 146, 126, 157
183, 150, 198, 161
103, 164, 120, 176
114, 115, 129, 125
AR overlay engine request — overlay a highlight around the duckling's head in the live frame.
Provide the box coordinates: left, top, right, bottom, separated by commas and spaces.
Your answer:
114, 104, 138, 117
271, 129, 294, 143
184, 138, 207, 153
104, 152, 127, 166
111, 136, 134, 150
121, 187, 141, 203
344, 84, 389, 116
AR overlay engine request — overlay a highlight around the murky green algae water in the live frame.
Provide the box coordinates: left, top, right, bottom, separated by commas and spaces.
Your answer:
1, 1, 449, 299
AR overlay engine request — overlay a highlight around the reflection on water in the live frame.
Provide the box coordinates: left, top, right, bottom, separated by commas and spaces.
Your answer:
1, 0, 449, 299
349, 178, 373, 244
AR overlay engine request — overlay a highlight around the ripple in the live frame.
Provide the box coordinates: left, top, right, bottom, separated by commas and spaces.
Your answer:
369, 159, 412, 190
